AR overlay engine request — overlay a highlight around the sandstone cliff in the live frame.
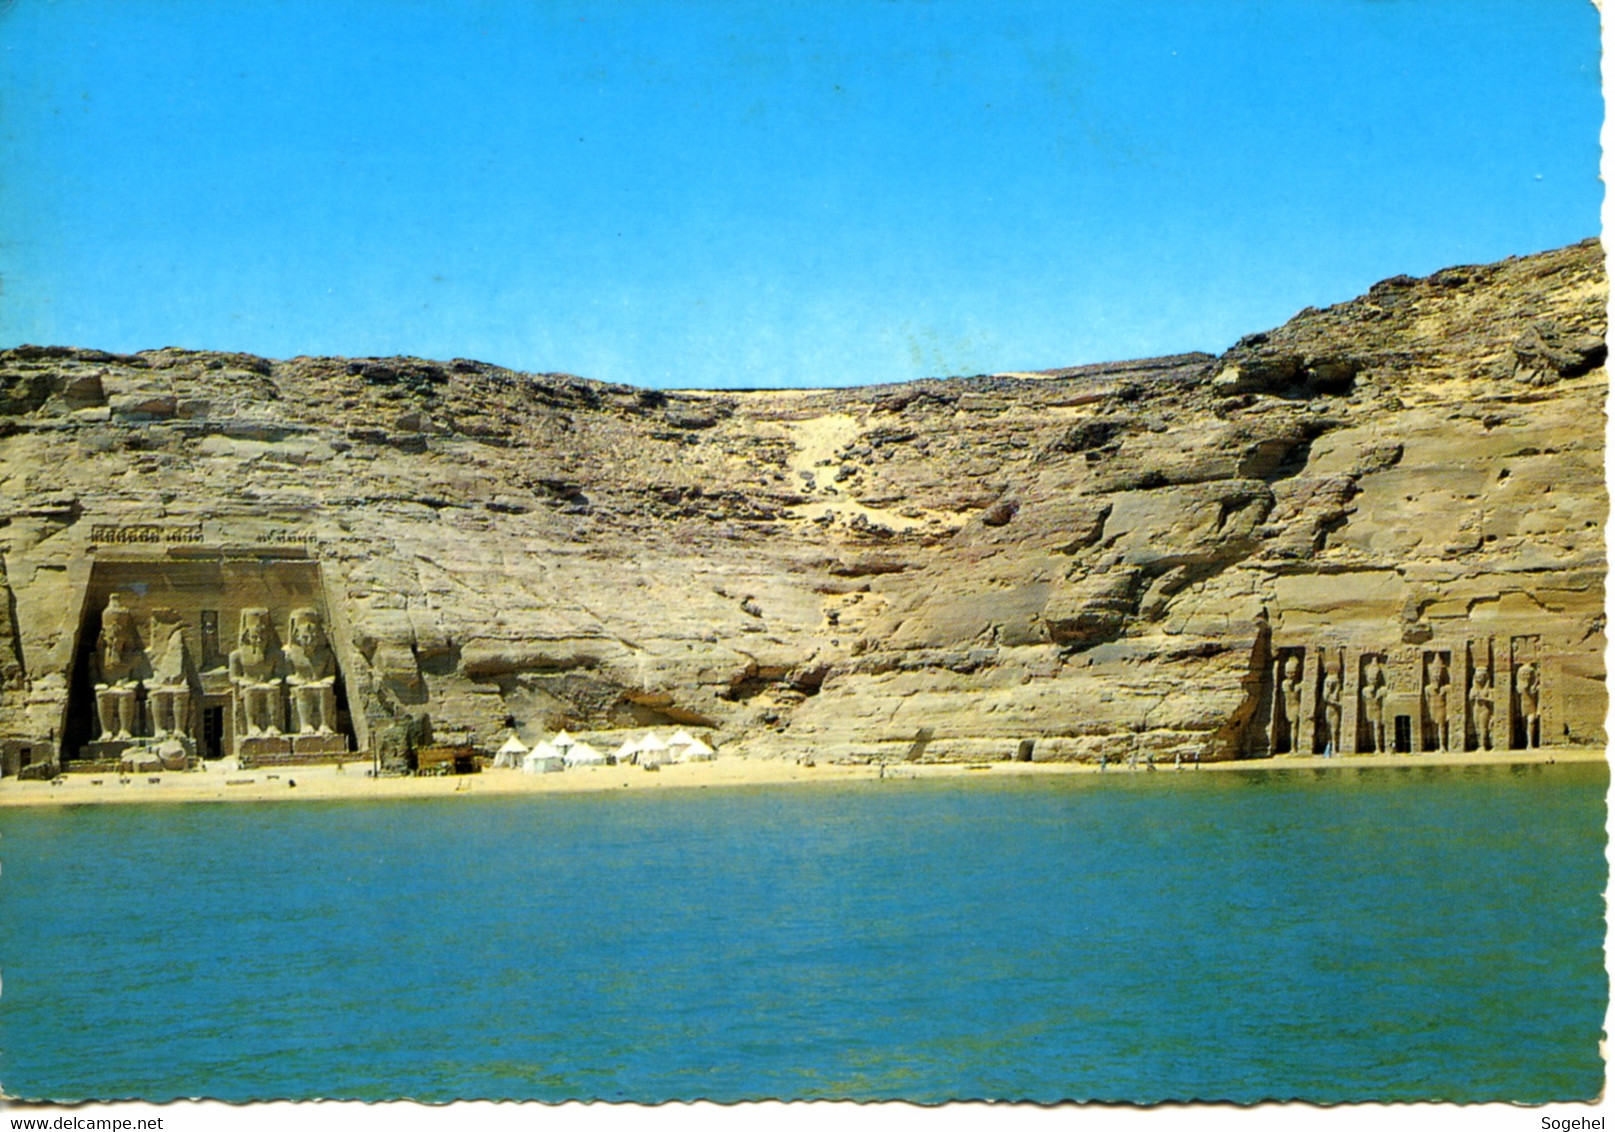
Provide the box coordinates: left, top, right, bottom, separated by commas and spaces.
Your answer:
0, 238, 1604, 766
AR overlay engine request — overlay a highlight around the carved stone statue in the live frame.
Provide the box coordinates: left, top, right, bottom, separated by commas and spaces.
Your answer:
1470, 663, 1494, 750
93, 595, 144, 741
229, 608, 284, 738
1279, 655, 1303, 753
1361, 656, 1387, 753
1515, 660, 1541, 749
1321, 664, 1342, 756
1425, 654, 1451, 752
145, 610, 192, 740
284, 607, 338, 735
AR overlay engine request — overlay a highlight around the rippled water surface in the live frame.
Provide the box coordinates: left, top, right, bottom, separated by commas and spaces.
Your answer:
0, 763, 1605, 1102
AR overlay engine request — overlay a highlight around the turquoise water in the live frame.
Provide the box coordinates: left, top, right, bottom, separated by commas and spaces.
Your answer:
0, 763, 1605, 1102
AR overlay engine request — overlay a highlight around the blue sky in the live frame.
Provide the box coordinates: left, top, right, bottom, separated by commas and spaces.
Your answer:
0, 0, 1602, 388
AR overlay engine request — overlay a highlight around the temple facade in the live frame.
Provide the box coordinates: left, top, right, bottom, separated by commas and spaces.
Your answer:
0, 521, 365, 775
1248, 575, 1602, 759
68, 558, 354, 768
1257, 634, 1564, 757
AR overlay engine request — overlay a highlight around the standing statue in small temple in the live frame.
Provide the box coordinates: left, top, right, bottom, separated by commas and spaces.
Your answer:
285, 607, 338, 735
145, 610, 193, 740
1320, 663, 1342, 756
230, 608, 285, 737
1425, 654, 1452, 752
1514, 659, 1541, 749
1279, 655, 1304, 753
1361, 655, 1388, 753
93, 594, 145, 741
1469, 662, 1494, 750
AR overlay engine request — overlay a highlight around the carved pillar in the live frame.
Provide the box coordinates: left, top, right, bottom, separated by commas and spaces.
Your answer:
1474, 636, 1498, 752
1458, 640, 1474, 751
1330, 645, 1347, 754
1268, 656, 1285, 755
1417, 651, 1432, 751
1541, 653, 1562, 748
1503, 637, 1520, 750
1342, 647, 1364, 754
1298, 649, 1318, 755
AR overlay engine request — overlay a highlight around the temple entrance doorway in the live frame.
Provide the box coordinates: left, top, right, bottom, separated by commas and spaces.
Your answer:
1393, 715, 1413, 753
202, 705, 227, 761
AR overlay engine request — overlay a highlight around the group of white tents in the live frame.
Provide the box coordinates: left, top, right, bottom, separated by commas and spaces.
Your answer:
491, 729, 716, 774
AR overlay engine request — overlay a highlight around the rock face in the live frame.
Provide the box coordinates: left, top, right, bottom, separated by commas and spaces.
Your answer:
0, 239, 1604, 772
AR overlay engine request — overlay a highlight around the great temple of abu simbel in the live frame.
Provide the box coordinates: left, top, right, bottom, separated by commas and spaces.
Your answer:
0, 531, 360, 775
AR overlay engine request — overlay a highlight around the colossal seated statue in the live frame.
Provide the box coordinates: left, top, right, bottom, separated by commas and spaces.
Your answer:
285, 607, 338, 736
145, 611, 192, 740
93, 594, 144, 741
229, 607, 284, 738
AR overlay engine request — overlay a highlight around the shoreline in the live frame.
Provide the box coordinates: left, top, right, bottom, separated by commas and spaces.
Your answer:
0, 747, 1602, 808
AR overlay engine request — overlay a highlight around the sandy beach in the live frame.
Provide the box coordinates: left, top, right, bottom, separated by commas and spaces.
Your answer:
0, 747, 1602, 808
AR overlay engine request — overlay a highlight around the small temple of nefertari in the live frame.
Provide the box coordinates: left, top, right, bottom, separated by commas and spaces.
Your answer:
1254, 634, 1554, 757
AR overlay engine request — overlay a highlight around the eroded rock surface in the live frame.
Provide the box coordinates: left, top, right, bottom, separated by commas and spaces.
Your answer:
0, 239, 1603, 767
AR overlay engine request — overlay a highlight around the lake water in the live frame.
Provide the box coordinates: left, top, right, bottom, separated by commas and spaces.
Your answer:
0, 763, 1605, 1103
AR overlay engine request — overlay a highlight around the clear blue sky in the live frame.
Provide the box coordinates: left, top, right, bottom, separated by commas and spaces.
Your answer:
0, 1, 1602, 388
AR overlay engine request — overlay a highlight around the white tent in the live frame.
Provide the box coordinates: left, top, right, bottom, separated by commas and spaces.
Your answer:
522, 741, 564, 774
492, 735, 528, 769
676, 737, 716, 762
636, 731, 670, 766
614, 739, 639, 766
667, 729, 696, 751
550, 730, 576, 756
563, 740, 608, 767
